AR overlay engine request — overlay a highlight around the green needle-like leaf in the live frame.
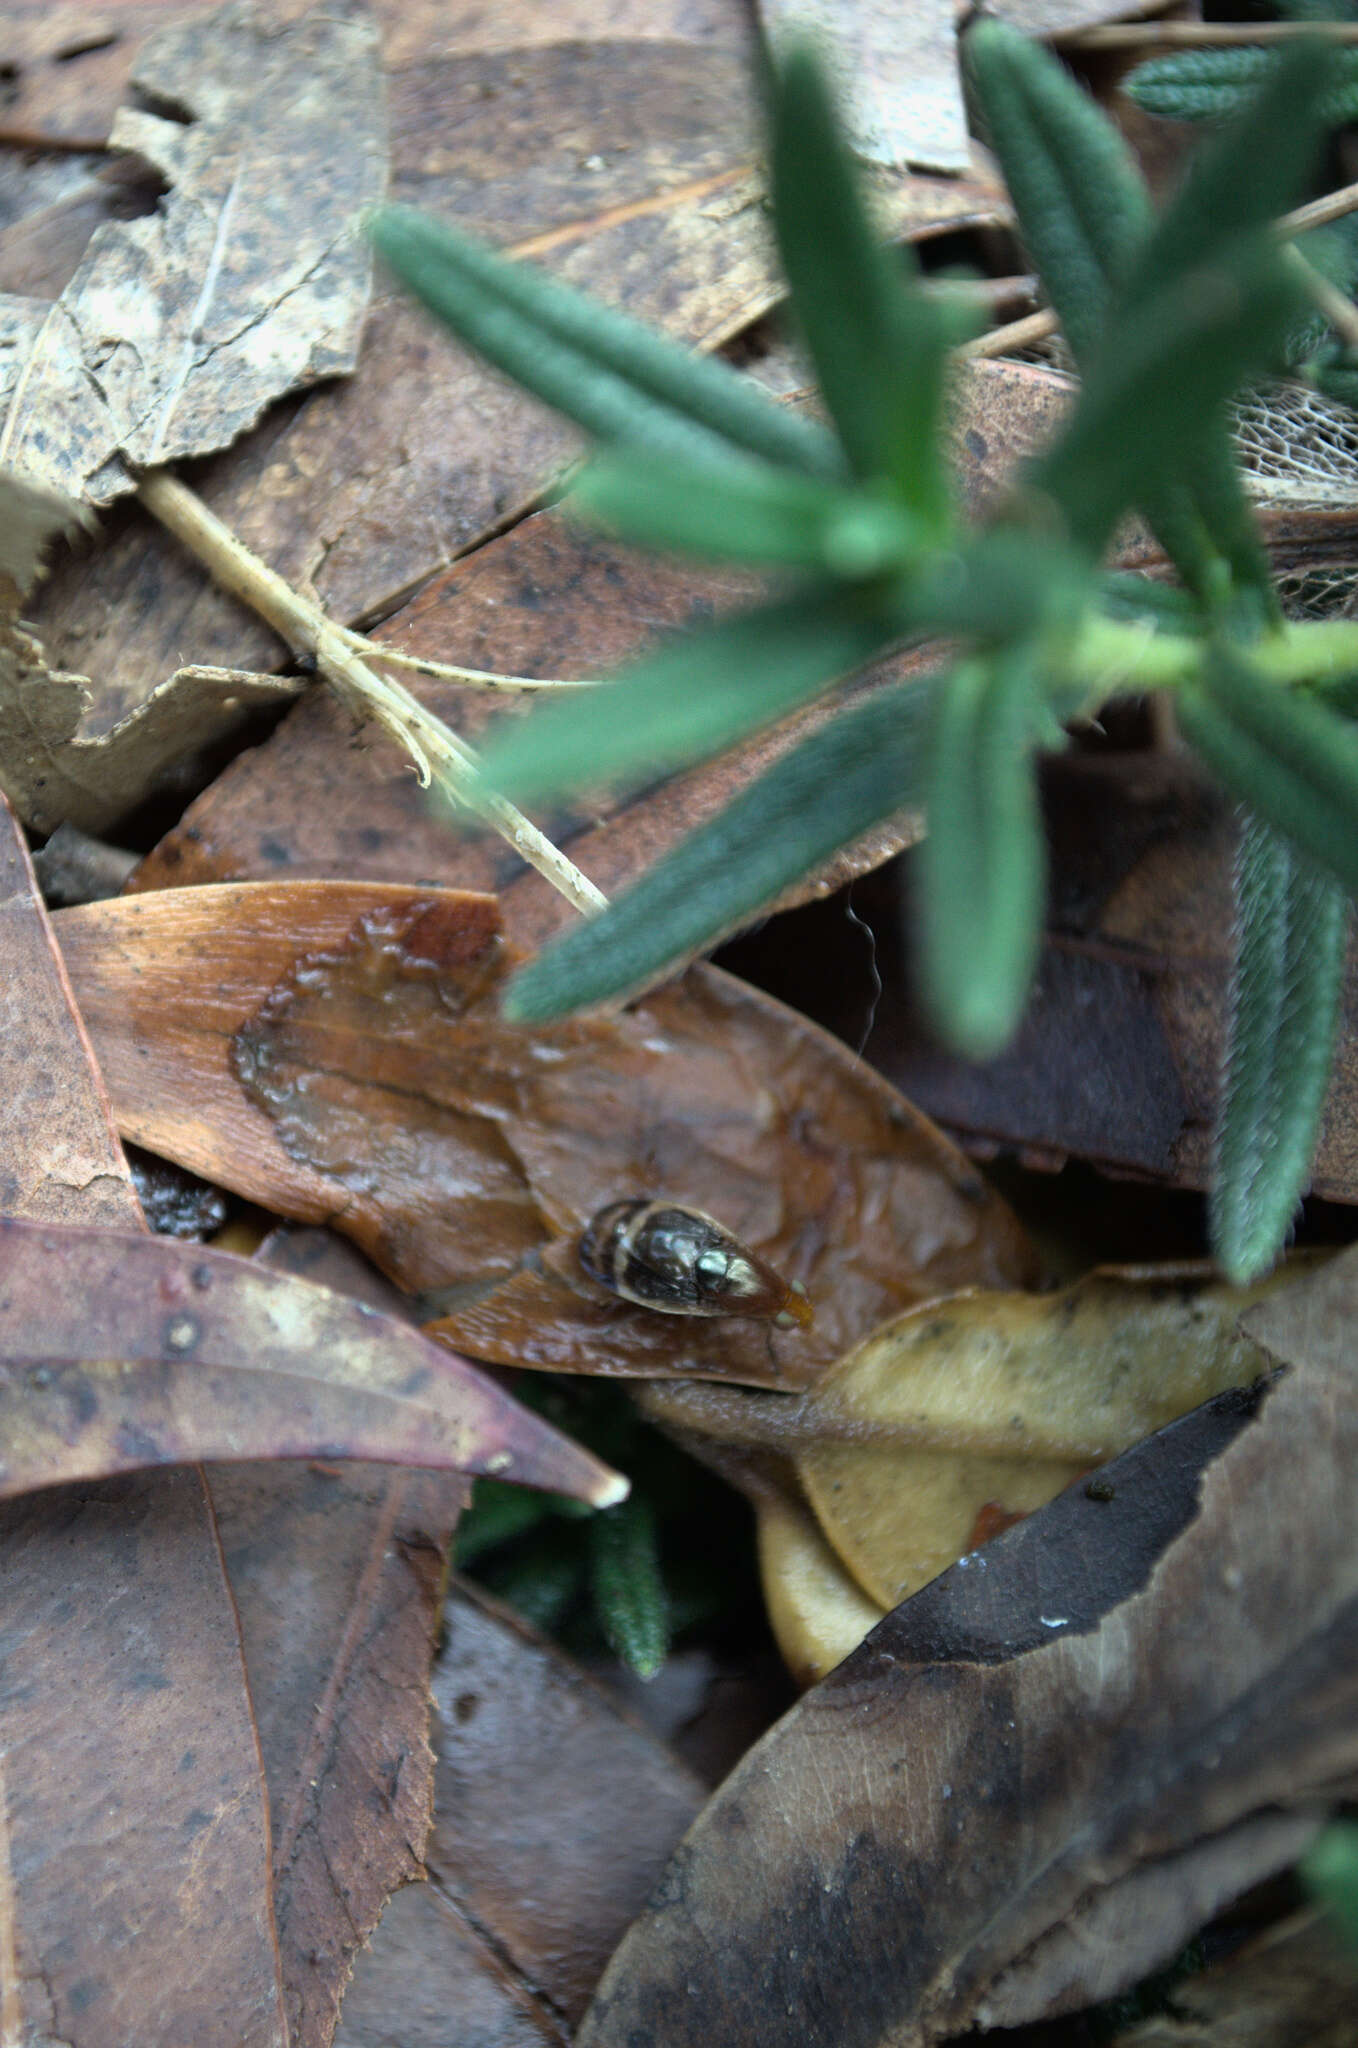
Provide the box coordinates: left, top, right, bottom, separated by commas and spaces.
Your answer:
770, 44, 956, 518
589, 1494, 669, 1680
966, 18, 1152, 367
1177, 648, 1358, 897
573, 452, 924, 576
1125, 44, 1358, 126
454, 1477, 556, 1567
1302, 1822, 1358, 1953
919, 650, 1049, 1061
1212, 810, 1347, 1283
504, 678, 933, 1021
370, 206, 840, 478
475, 584, 898, 809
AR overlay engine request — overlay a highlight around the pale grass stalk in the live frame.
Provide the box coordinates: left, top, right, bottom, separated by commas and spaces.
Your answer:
136, 470, 607, 918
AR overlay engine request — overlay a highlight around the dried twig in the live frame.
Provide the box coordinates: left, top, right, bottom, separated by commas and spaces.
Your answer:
136, 471, 607, 918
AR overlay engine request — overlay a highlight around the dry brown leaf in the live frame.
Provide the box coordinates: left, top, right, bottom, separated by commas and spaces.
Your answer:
1112, 1911, 1358, 2046
0, 788, 290, 2046
0, 1213, 619, 1501
758, 0, 969, 170
807, 752, 1358, 1201
220, 1226, 467, 2048
577, 1246, 1358, 2045
338, 1581, 706, 2043
0, 0, 386, 507
18, 0, 1007, 726
53, 881, 1036, 1386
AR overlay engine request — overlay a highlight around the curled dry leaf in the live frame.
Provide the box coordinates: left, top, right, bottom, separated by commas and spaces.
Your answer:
579, 1245, 1358, 2045
54, 880, 1037, 1388
0, 1216, 619, 1504
0, 789, 288, 2047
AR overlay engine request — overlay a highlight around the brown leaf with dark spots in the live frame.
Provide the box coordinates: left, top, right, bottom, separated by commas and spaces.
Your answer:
0, 0, 386, 508
577, 1248, 1358, 2044
0, 788, 289, 2046
0, 1214, 620, 1501
215, 1226, 467, 2048
56, 882, 1036, 1385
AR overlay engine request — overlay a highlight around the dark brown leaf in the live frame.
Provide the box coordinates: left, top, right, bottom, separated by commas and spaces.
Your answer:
1111, 1910, 1358, 2046
576, 1248, 1358, 2045
54, 881, 1036, 1386
0, 788, 289, 2046
337, 1581, 707, 2042
767, 752, 1358, 1201
211, 1227, 465, 2048
0, 1213, 621, 1501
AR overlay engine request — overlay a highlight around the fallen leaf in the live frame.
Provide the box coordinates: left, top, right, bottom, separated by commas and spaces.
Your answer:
577, 1243, 1358, 2045
0, 1213, 620, 1500
0, 465, 86, 591
755, 1490, 887, 1689
218, 1226, 467, 2048
334, 1884, 567, 2048
20, 0, 1008, 728
0, 787, 289, 2046
1111, 1910, 1358, 2046
758, 0, 969, 171
53, 881, 1037, 1385
338, 1579, 706, 2042
0, 0, 386, 507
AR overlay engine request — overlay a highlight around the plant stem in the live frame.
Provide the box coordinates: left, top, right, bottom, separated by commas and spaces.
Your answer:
1056, 20, 1358, 50
136, 470, 608, 918
1068, 612, 1358, 705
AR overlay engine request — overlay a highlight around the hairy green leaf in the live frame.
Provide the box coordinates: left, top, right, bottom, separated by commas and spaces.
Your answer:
573, 452, 925, 576
1125, 43, 1358, 125
919, 651, 1049, 1060
1177, 648, 1358, 895
370, 206, 840, 478
589, 1494, 669, 1681
1302, 1822, 1358, 1953
965, 18, 1152, 366
480, 1535, 588, 1636
474, 584, 898, 808
504, 679, 933, 1021
1211, 810, 1346, 1283
770, 44, 957, 519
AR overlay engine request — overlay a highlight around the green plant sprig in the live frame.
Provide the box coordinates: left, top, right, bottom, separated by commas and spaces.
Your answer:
373, 25, 1358, 1283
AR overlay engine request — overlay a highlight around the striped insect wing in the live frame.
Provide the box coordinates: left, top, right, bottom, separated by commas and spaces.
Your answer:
578, 1198, 812, 1325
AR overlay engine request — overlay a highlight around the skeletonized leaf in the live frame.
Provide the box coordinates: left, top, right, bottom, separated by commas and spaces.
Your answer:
920, 650, 1048, 1059
1212, 810, 1348, 1283
0, 0, 387, 509
0, 1219, 622, 1505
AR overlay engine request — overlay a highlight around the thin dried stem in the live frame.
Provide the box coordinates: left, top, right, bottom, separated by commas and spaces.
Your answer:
333, 623, 598, 691
965, 186, 1358, 364
136, 470, 607, 918
1056, 19, 1358, 50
